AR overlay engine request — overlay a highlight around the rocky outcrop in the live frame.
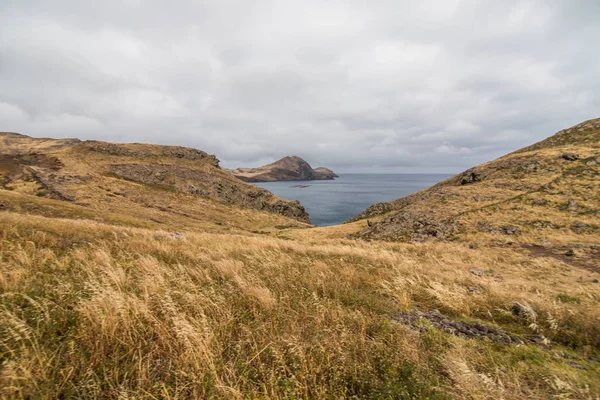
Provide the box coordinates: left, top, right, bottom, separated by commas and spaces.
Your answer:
350, 210, 460, 242
459, 168, 483, 185
395, 309, 526, 344
232, 156, 337, 182
78, 141, 220, 167
562, 152, 580, 161
313, 167, 338, 179
106, 163, 310, 223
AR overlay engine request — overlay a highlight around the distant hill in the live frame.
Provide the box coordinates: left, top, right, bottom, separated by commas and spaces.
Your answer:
0, 133, 310, 225
231, 156, 338, 182
348, 117, 600, 270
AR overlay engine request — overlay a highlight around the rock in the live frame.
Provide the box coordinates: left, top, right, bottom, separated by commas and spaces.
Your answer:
568, 362, 585, 370
532, 199, 548, 206
512, 302, 537, 321
593, 279, 599, 283
154, 232, 185, 240
395, 309, 524, 344
0, 200, 8, 210
467, 286, 481, 293
468, 242, 479, 249
459, 169, 482, 185
561, 152, 580, 161
565, 249, 575, 257
532, 221, 556, 229
502, 225, 521, 235
469, 267, 486, 276
525, 334, 549, 345
571, 222, 591, 233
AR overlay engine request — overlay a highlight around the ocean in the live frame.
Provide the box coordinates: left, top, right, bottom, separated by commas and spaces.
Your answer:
255, 173, 452, 226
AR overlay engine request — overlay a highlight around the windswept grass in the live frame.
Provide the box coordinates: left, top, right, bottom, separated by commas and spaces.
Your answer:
1, 211, 599, 399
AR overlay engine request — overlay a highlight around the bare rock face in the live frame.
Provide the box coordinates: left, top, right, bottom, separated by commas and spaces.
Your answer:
231, 156, 337, 182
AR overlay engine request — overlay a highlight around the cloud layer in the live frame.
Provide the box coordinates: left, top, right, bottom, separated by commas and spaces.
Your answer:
1, 0, 599, 172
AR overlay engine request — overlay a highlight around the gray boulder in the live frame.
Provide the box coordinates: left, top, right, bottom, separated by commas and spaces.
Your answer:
512, 302, 537, 321
561, 152, 580, 161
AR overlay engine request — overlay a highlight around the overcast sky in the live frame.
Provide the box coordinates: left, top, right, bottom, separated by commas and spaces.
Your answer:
1, 1, 598, 172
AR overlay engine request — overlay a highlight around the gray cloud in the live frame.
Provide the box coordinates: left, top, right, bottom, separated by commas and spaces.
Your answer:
1, 0, 598, 172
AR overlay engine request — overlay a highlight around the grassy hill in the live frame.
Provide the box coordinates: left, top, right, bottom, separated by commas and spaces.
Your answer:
1, 122, 599, 399
348, 118, 600, 273
0, 133, 310, 229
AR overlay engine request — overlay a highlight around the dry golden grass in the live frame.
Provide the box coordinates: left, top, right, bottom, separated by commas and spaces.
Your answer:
1, 209, 599, 399
1, 121, 599, 398
350, 118, 600, 253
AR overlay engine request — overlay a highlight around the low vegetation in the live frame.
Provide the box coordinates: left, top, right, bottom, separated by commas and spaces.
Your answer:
1, 119, 599, 398
1, 210, 599, 398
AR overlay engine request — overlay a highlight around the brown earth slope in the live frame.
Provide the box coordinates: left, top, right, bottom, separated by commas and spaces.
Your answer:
0, 133, 310, 227
231, 156, 338, 182
347, 118, 600, 269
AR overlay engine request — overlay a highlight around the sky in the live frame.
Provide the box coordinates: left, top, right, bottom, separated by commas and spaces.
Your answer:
1, 0, 599, 173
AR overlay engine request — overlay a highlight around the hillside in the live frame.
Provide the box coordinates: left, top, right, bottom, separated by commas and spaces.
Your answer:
347, 118, 600, 271
231, 156, 338, 182
0, 132, 81, 155
1, 122, 599, 399
0, 133, 310, 226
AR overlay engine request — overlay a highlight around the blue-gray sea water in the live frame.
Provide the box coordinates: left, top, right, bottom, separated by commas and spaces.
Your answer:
255, 173, 452, 226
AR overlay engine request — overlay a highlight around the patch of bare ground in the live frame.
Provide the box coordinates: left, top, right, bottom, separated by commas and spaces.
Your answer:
524, 244, 600, 274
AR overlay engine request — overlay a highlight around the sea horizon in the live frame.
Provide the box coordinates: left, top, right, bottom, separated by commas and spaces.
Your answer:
256, 173, 452, 226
